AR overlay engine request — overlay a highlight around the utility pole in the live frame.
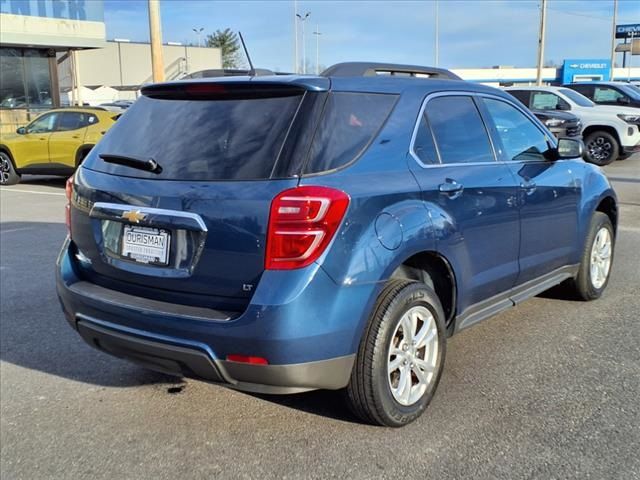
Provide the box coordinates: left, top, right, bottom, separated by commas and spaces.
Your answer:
313, 26, 321, 74
148, 0, 165, 83
293, 0, 298, 73
434, 0, 439, 67
535, 0, 547, 86
629, 31, 635, 83
296, 12, 310, 74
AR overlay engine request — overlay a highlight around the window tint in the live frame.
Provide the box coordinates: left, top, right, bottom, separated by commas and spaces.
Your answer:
484, 98, 550, 162
412, 114, 439, 165
304, 92, 396, 173
569, 84, 594, 99
531, 91, 570, 110
425, 96, 494, 164
593, 87, 626, 103
507, 90, 531, 107
559, 88, 595, 107
85, 94, 303, 181
57, 112, 87, 131
27, 112, 57, 133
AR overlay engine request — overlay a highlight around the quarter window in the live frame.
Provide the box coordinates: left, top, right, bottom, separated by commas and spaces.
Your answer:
412, 114, 439, 165
483, 98, 550, 162
425, 96, 494, 164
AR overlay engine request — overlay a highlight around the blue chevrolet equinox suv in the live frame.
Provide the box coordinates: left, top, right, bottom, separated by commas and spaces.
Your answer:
57, 63, 618, 426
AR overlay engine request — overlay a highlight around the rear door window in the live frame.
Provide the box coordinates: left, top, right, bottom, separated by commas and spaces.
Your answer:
425, 96, 494, 164
303, 92, 396, 174
57, 112, 87, 131
84, 93, 303, 181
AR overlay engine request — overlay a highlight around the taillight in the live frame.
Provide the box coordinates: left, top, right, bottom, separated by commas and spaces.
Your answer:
65, 175, 73, 236
265, 186, 350, 270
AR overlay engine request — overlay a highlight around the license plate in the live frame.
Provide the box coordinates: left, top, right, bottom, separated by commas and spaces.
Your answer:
121, 225, 171, 265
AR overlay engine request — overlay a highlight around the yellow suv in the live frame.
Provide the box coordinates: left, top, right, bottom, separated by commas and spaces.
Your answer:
0, 107, 118, 185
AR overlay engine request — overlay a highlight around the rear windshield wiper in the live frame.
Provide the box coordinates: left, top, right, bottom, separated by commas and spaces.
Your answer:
99, 153, 162, 174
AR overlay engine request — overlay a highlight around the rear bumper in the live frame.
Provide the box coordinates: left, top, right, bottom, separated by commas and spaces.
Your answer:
57, 238, 375, 393
75, 316, 354, 394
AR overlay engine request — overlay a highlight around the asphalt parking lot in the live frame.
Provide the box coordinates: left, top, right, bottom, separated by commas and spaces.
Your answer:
1, 157, 639, 480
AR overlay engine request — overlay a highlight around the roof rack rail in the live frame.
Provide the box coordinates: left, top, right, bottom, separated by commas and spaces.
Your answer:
321, 62, 461, 80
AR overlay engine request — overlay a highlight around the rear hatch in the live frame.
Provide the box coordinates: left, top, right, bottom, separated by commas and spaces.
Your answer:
70, 79, 328, 312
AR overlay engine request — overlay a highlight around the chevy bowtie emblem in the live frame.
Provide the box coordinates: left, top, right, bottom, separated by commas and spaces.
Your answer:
121, 210, 147, 223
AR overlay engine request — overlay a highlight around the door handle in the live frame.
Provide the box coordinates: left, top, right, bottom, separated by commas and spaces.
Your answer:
39, 137, 46, 141
72, 135, 80, 139
438, 180, 464, 198
520, 181, 537, 194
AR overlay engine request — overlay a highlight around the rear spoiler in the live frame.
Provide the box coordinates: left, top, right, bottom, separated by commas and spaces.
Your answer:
321, 62, 461, 80
140, 81, 314, 100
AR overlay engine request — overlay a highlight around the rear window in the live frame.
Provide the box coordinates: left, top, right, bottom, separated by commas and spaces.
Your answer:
84, 93, 302, 181
303, 92, 397, 174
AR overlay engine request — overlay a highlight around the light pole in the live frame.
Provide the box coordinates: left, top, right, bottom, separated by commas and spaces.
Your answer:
535, 0, 547, 86
192, 27, 204, 47
434, 0, 439, 67
293, 0, 298, 73
296, 12, 310, 74
313, 26, 321, 74
610, 0, 617, 77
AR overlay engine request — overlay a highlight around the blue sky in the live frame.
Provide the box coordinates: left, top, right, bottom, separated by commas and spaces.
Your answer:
104, 0, 640, 71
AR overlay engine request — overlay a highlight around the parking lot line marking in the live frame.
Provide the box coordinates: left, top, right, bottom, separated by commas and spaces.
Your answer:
0, 227, 35, 234
0, 188, 65, 196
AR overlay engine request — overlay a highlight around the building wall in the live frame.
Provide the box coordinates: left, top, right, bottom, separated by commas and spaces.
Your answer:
58, 41, 223, 93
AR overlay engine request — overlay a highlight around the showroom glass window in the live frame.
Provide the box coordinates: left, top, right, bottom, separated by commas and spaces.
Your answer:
0, 48, 53, 109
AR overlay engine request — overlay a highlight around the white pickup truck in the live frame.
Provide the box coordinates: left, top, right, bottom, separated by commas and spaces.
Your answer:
505, 85, 640, 165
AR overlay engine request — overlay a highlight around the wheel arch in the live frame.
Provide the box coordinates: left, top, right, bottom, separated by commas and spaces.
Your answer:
595, 195, 618, 235
75, 144, 94, 167
390, 251, 457, 332
582, 125, 621, 147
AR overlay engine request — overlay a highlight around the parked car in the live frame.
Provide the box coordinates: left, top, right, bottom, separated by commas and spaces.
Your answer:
505, 86, 640, 165
530, 109, 582, 139
564, 82, 640, 108
99, 100, 134, 113
0, 107, 118, 185
57, 63, 617, 427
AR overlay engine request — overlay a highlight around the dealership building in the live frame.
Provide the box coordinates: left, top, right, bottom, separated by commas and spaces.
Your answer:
0, 0, 221, 132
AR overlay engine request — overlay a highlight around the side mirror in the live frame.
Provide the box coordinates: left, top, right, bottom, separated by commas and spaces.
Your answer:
556, 137, 583, 160
617, 96, 631, 105
16, 127, 26, 135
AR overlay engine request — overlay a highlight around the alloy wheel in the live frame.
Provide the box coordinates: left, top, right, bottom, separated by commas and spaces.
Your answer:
587, 136, 613, 164
0, 152, 12, 185
387, 305, 439, 406
590, 227, 612, 289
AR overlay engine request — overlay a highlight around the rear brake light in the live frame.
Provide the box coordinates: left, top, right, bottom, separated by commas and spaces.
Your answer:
65, 176, 73, 236
226, 354, 269, 365
265, 186, 350, 270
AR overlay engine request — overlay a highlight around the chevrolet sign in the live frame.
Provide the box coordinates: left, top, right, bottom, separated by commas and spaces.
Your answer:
616, 24, 640, 39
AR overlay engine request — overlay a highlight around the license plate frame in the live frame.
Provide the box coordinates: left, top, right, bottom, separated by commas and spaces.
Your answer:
121, 225, 171, 266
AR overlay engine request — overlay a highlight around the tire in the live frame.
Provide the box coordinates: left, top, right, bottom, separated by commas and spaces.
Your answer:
584, 131, 619, 166
0, 150, 21, 186
566, 212, 614, 301
617, 153, 632, 161
345, 279, 447, 427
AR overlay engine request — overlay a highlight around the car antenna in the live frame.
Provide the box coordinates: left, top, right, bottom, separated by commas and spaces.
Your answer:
238, 32, 255, 76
